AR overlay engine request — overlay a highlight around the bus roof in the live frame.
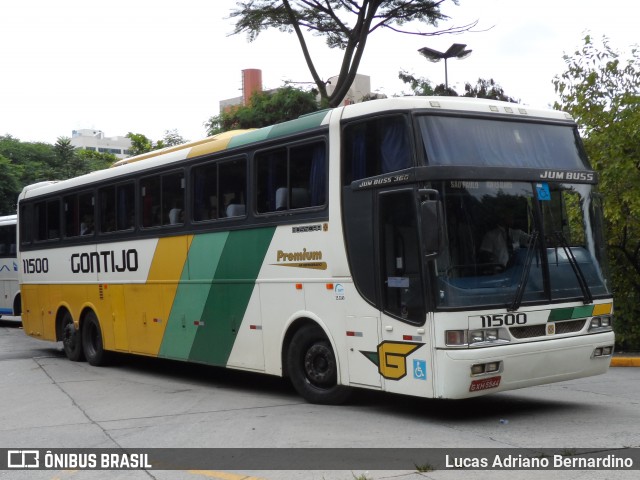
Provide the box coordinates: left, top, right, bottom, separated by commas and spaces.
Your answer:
18, 97, 573, 201
0, 214, 17, 226
340, 96, 573, 122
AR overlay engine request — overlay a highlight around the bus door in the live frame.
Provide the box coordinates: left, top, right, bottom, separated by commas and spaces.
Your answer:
377, 188, 435, 397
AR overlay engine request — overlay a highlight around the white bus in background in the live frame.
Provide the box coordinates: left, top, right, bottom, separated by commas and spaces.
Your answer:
0, 214, 20, 320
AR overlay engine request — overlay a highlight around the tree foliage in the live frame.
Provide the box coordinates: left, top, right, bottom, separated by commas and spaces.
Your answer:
0, 135, 115, 215
206, 86, 319, 135
398, 71, 517, 101
230, 0, 475, 107
127, 130, 187, 154
554, 35, 640, 350
126, 132, 154, 156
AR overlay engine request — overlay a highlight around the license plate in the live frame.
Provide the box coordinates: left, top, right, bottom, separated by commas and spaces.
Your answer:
469, 376, 501, 392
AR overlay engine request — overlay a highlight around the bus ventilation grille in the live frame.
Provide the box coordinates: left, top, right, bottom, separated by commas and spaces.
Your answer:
510, 319, 587, 339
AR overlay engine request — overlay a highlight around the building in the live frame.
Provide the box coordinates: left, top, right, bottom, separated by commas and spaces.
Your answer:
326, 73, 378, 105
70, 129, 132, 160
219, 69, 265, 112
219, 69, 377, 112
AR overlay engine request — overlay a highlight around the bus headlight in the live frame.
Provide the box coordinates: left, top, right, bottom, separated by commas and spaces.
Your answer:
589, 315, 613, 332
446, 328, 510, 347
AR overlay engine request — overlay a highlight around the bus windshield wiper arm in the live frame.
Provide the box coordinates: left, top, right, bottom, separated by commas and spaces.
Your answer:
508, 231, 539, 312
554, 231, 593, 305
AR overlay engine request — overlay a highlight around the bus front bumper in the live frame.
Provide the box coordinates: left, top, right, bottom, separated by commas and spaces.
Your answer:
434, 331, 615, 399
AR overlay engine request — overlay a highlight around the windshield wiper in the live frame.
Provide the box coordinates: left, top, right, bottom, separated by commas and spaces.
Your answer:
508, 231, 539, 312
554, 231, 593, 304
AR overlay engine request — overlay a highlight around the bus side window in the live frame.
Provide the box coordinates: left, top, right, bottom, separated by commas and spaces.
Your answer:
141, 176, 161, 228
255, 141, 325, 213
256, 149, 286, 213
343, 115, 411, 185
192, 162, 218, 221
162, 173, 185, 226
219, 159, 246, 217
64, 194, 80, 237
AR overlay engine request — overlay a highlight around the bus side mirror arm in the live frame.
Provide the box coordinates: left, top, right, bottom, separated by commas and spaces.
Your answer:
418, 189, 443, 258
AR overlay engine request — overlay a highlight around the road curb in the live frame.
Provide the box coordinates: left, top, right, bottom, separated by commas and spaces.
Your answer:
611, 356, 640, 367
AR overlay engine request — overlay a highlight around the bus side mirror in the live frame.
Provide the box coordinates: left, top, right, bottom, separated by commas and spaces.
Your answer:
420, 195, 443, 257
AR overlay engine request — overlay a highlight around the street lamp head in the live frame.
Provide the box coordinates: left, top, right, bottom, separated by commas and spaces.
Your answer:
418, 46, 446, 62
418, 43, 473, 91
418, 43, 472, 62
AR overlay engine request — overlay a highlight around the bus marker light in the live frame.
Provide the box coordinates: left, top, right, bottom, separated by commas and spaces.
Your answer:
445, 330, 466, 346
346, 331, 363, 337
403, 335, 422, 341
250, 325, 262, 330
194, 320, 205, 327
295, 283, 303, 290
326, 283, 333, 289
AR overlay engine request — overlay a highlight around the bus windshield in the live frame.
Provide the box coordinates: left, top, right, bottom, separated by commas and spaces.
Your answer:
418, 115, 589, 169
433, 180, 611, 309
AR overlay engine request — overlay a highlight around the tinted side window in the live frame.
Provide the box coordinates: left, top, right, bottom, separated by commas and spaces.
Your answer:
343, 115, 412, 185
33, 200, 60, 242
141, 172, 184, 228
64, 191, 95, 237
99, 183, 134, 233
255, 141, 326, 213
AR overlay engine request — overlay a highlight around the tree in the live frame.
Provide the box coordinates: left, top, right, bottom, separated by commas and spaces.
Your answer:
0, 155, 21, 214
162, 129, 188, 147
76, 149, 118, 172
53, 136, 88, 180
126, 132, 154, 156
230, 0, 475, 107
553, 35, 640, 350
206, 86, 319, 135
462, 78, 518, 102
398, 71, 516, 100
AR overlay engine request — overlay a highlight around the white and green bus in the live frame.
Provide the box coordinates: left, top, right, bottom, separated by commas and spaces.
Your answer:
18, 97, 614, 403
0, 214, 20, 319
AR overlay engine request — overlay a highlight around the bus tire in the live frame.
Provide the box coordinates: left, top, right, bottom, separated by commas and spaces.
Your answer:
82, 311, 109, 366
287, 325, 351, 405
61, 311, 84, 362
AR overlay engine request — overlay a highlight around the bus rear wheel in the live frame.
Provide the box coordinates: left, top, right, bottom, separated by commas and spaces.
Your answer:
287, 325, 351, 405
82, 312, 109, 366
61, 311, 84, 362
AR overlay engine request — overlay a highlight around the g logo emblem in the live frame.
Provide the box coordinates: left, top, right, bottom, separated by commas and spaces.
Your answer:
361, 341, 424, 380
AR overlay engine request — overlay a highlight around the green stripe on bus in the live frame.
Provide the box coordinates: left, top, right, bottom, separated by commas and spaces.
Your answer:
227, 127, 273, 149
159, 232, 229, 360
548, 308, 574, 322
571, 305, 594, 319
188, 227, 276, 365
227, 111, 328, 149
548, 305, 595, 322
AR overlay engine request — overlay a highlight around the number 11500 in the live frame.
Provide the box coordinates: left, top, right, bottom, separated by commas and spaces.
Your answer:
480, 313, 527, 328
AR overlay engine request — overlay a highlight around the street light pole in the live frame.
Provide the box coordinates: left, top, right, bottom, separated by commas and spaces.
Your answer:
418, 43, 472, 91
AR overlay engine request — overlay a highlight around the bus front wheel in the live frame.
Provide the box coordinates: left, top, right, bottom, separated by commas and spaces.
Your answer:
61, 311, 84, 362
287, 325, 351, 405
82, 312, 109, 366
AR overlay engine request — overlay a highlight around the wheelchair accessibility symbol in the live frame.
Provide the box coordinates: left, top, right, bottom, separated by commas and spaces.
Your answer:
536, 182, 551, 201
413, 359, 427, 380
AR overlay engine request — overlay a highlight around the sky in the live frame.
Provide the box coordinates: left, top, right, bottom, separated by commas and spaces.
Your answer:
1, 0, 637, 145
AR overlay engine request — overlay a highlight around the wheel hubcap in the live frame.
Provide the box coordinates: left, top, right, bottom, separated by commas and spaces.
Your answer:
304, 343, 335, 387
